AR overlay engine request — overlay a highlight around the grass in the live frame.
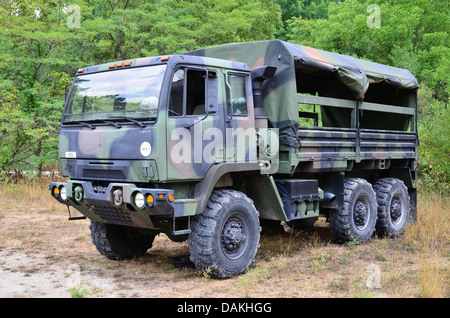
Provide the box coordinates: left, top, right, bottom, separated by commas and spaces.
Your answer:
255, 189, 449, 298
0, 177, 448, 298
404, 191, 449, 297
70, 283, 92, 298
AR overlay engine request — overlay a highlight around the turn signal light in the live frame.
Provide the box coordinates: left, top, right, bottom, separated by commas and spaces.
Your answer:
146, 194, 154, 207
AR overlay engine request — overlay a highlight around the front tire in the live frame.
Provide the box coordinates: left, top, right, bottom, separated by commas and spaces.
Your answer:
329, 178, 378, 243
188, 190, 261, 278
90, 221, 156, 260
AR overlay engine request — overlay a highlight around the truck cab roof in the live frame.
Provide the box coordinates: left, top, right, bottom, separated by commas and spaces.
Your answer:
75, 54, 250, 76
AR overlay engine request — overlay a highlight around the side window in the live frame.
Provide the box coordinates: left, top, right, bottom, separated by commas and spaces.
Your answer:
169, 69, 184, 117
169, 68, 206, 116
186, 69, 206, 116
226, 74, 248, 116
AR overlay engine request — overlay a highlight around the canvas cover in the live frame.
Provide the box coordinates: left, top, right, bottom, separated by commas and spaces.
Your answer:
186, 40, 418, 148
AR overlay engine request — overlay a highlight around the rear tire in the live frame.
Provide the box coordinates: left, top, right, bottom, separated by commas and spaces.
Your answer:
373, 178, 410, 238
90, 221, 156, 260
188, 190, 260, 278
329, 178, 377, 243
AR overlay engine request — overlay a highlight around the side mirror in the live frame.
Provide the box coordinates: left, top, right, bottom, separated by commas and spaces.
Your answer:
64, 83, 71, 101
207, 71, 218, 113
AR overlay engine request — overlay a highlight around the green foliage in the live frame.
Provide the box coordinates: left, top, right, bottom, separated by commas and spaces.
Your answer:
417, 87, 450, 194
0, 0, 74, 175
287, 0, 449, 101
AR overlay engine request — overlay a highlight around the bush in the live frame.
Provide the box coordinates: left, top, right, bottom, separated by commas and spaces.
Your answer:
417, 86, 450, 194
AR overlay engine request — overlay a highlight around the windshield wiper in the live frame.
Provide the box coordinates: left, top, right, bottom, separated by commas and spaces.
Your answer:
109, 116, 146, 128
100, 120, 122, 128
64, 120, 121, 129
68, 121, 96, 129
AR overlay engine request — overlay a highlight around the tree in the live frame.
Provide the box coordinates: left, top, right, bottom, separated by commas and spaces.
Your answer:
0, 0, 282, 178
0, 0, 77, 176
287, 0, 449, 101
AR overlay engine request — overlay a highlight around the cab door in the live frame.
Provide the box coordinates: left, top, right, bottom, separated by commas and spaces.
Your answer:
166, 66, 222, 180
223, 71, 257, 163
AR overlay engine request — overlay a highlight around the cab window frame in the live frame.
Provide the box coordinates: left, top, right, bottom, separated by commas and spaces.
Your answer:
168, 66, 214, 118
225, 72, 249, 117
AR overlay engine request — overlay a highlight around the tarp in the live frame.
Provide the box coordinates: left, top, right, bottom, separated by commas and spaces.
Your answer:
186, 40, 418, 148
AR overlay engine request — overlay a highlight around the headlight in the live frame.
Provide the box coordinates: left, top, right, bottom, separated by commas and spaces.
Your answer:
60, 186, 67, 201
135, 192, 145, 209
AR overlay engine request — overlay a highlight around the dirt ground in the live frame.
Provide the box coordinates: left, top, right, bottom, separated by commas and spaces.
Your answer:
0, 187, 448, 299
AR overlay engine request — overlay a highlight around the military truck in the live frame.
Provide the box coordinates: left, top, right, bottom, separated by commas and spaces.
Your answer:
50, 40, 418, 278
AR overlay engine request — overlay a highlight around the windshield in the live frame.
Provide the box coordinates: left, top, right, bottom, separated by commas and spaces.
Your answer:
63, 65, 166, 123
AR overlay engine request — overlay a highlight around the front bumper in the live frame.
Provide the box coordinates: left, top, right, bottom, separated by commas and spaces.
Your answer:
50, 180, 197, 229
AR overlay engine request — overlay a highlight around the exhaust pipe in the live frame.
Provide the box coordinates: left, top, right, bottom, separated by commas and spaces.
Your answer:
251, 66, 277, 110
322, 192, 336, 203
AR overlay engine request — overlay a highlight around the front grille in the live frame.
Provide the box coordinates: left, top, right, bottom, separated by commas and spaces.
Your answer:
83, 169, 125, 179
92, 205, 133, 226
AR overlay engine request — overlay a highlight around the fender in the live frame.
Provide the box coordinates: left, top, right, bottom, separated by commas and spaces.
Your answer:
192, 162, 287, 221
192, 162, 260, 214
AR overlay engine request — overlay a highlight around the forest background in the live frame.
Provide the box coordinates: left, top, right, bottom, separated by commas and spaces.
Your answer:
0, 0, 448, 193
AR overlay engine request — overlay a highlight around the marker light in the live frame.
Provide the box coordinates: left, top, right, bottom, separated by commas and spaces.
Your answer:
108, 63, 116, 69
168, 194, 174, 202
146, 194, 154, 207
124, 61, 131, 67
135, 192, 145, 209
53, 187, 60, 197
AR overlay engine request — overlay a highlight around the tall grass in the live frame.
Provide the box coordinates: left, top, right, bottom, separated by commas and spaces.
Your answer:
405, 191, 449, 252
0, 177, 62, 213
404, 191, 449, 297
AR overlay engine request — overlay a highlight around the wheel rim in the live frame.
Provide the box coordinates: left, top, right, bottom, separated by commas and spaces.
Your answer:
390, 195, 403, 225
221, 213, 248, 260
353, 196, 370, 230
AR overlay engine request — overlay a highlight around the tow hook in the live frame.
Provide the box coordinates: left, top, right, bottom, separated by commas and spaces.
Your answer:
113, 189, 123, 206
74, 186, 84, 202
